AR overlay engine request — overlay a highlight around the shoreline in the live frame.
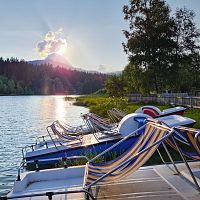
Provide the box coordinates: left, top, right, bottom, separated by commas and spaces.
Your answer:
74, 95, 200, 129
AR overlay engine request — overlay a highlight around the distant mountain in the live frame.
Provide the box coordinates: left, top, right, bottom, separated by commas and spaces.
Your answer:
107, 71, 122, 75
28, 53, 121, 75
29, 53, 75, 70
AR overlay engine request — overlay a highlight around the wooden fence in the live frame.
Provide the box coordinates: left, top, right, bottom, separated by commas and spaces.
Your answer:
128, 94, 200, 108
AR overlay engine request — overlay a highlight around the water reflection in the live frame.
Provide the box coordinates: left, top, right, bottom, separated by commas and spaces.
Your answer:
56, 96, 66, 121
0, 95, 88, 195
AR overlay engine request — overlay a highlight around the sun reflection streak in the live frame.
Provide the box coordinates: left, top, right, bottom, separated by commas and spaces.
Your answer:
55, 97, 66, 121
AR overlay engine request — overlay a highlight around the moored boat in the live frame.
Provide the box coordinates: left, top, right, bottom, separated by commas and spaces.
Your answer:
135, 105, 186, 117
23, 113, 196, 165
3, 121, 200, 200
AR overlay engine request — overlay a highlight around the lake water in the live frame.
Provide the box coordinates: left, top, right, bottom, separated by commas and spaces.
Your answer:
0, 96, 89, 195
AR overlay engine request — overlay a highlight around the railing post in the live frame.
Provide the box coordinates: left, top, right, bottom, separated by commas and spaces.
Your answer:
46, 192, 54, 200
171, 136, 200, 191
35, 160, 39, 172
62, 157, 68, 168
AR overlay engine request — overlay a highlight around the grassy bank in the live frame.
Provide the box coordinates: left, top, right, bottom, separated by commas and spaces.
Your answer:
72, 95, 199, 166
74, 95, 200, 128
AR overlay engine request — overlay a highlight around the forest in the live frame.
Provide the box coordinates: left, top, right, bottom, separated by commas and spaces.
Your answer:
105, 0, 200, 96
0, 57, 107, 95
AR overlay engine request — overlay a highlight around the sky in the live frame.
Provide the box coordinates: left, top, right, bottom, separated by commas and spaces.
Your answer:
0, 0, 200, 72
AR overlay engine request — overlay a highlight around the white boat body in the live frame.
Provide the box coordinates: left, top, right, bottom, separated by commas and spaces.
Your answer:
118, 114, 195, 137
8, 166, 85, 199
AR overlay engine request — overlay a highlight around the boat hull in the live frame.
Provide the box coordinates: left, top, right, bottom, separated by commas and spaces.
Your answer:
25, 135, 137, 166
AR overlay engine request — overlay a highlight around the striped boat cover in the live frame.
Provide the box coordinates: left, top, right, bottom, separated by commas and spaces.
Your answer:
51, 123, 81, 142
166, 126, 200, 159
84, 123, 171, 187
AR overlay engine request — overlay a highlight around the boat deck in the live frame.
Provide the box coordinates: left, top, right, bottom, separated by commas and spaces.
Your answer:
87, 162, 200, 200
9, 162, 200, 199
26, 132, 122, 159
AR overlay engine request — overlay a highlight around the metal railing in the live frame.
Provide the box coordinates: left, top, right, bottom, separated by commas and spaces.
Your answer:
128, 94, 200, 108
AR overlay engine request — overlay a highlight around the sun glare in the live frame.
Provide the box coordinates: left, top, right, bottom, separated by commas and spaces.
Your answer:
55, 97, 66, 121
57, 44, 67, 56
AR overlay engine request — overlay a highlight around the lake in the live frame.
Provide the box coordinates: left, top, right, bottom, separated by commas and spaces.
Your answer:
0, 95, 89, 195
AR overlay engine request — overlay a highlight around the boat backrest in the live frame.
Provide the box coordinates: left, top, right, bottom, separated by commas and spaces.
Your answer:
84, 122, 172, 188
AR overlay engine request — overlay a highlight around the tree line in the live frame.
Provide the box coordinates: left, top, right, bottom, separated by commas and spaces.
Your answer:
0, 57, 107, 95
105, 0, 200, 96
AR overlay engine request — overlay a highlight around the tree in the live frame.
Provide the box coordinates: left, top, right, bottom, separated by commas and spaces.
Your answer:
7, 80, 15, 94
105, 75, 126, 97
0, 57, 108, 95
16, 82, 24, 94
122, 63, 143, 93
172, 8, 200, 91
0, 79, 4, 94
123, 0, 176, 93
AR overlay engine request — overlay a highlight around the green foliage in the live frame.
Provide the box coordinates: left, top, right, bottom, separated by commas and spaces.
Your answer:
57, 150, 122, 167
116, 0, 200, 94
75, 95, 129, 117
123, 0, 176, 93
75, 95, 200, 129
93, 88, 107, 96
183, 108, 200, 129
0, 57, 107, 95
104, 75, 126, 97
0, 75, 33, 95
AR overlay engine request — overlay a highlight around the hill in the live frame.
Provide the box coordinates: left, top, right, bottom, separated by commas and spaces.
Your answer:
0, 57, 108, 95
29, 53, 75, 70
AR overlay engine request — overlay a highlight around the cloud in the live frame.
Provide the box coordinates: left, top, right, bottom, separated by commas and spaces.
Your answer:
35, 29, 67, 58
45, 31, 55, 41
98, 64, 111, 73
50, 38, 67, 52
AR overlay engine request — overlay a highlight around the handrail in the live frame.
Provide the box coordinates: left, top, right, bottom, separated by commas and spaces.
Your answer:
35, 134, 49, 145
21, 144, 37, 158
46, 125, 58, 149
0, 189, 95, 200
26, 156, 90, 165
16, 160, 26, 181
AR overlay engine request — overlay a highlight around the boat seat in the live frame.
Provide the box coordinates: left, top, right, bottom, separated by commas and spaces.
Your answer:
25, 177, 83, 193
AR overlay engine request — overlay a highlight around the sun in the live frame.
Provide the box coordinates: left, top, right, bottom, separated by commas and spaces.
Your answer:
57, 43, 67, 56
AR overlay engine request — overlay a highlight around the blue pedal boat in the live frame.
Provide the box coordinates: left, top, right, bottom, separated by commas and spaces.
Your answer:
23, 113, 195, 165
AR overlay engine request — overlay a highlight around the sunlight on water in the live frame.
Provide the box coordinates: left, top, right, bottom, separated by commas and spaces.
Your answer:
56, 96, 66, 121
0, 96, 88, 195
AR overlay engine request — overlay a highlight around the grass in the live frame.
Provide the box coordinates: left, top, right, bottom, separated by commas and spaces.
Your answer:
74, 95, 200, 129
56, 145, 184, 168
32, 144, 186, 170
